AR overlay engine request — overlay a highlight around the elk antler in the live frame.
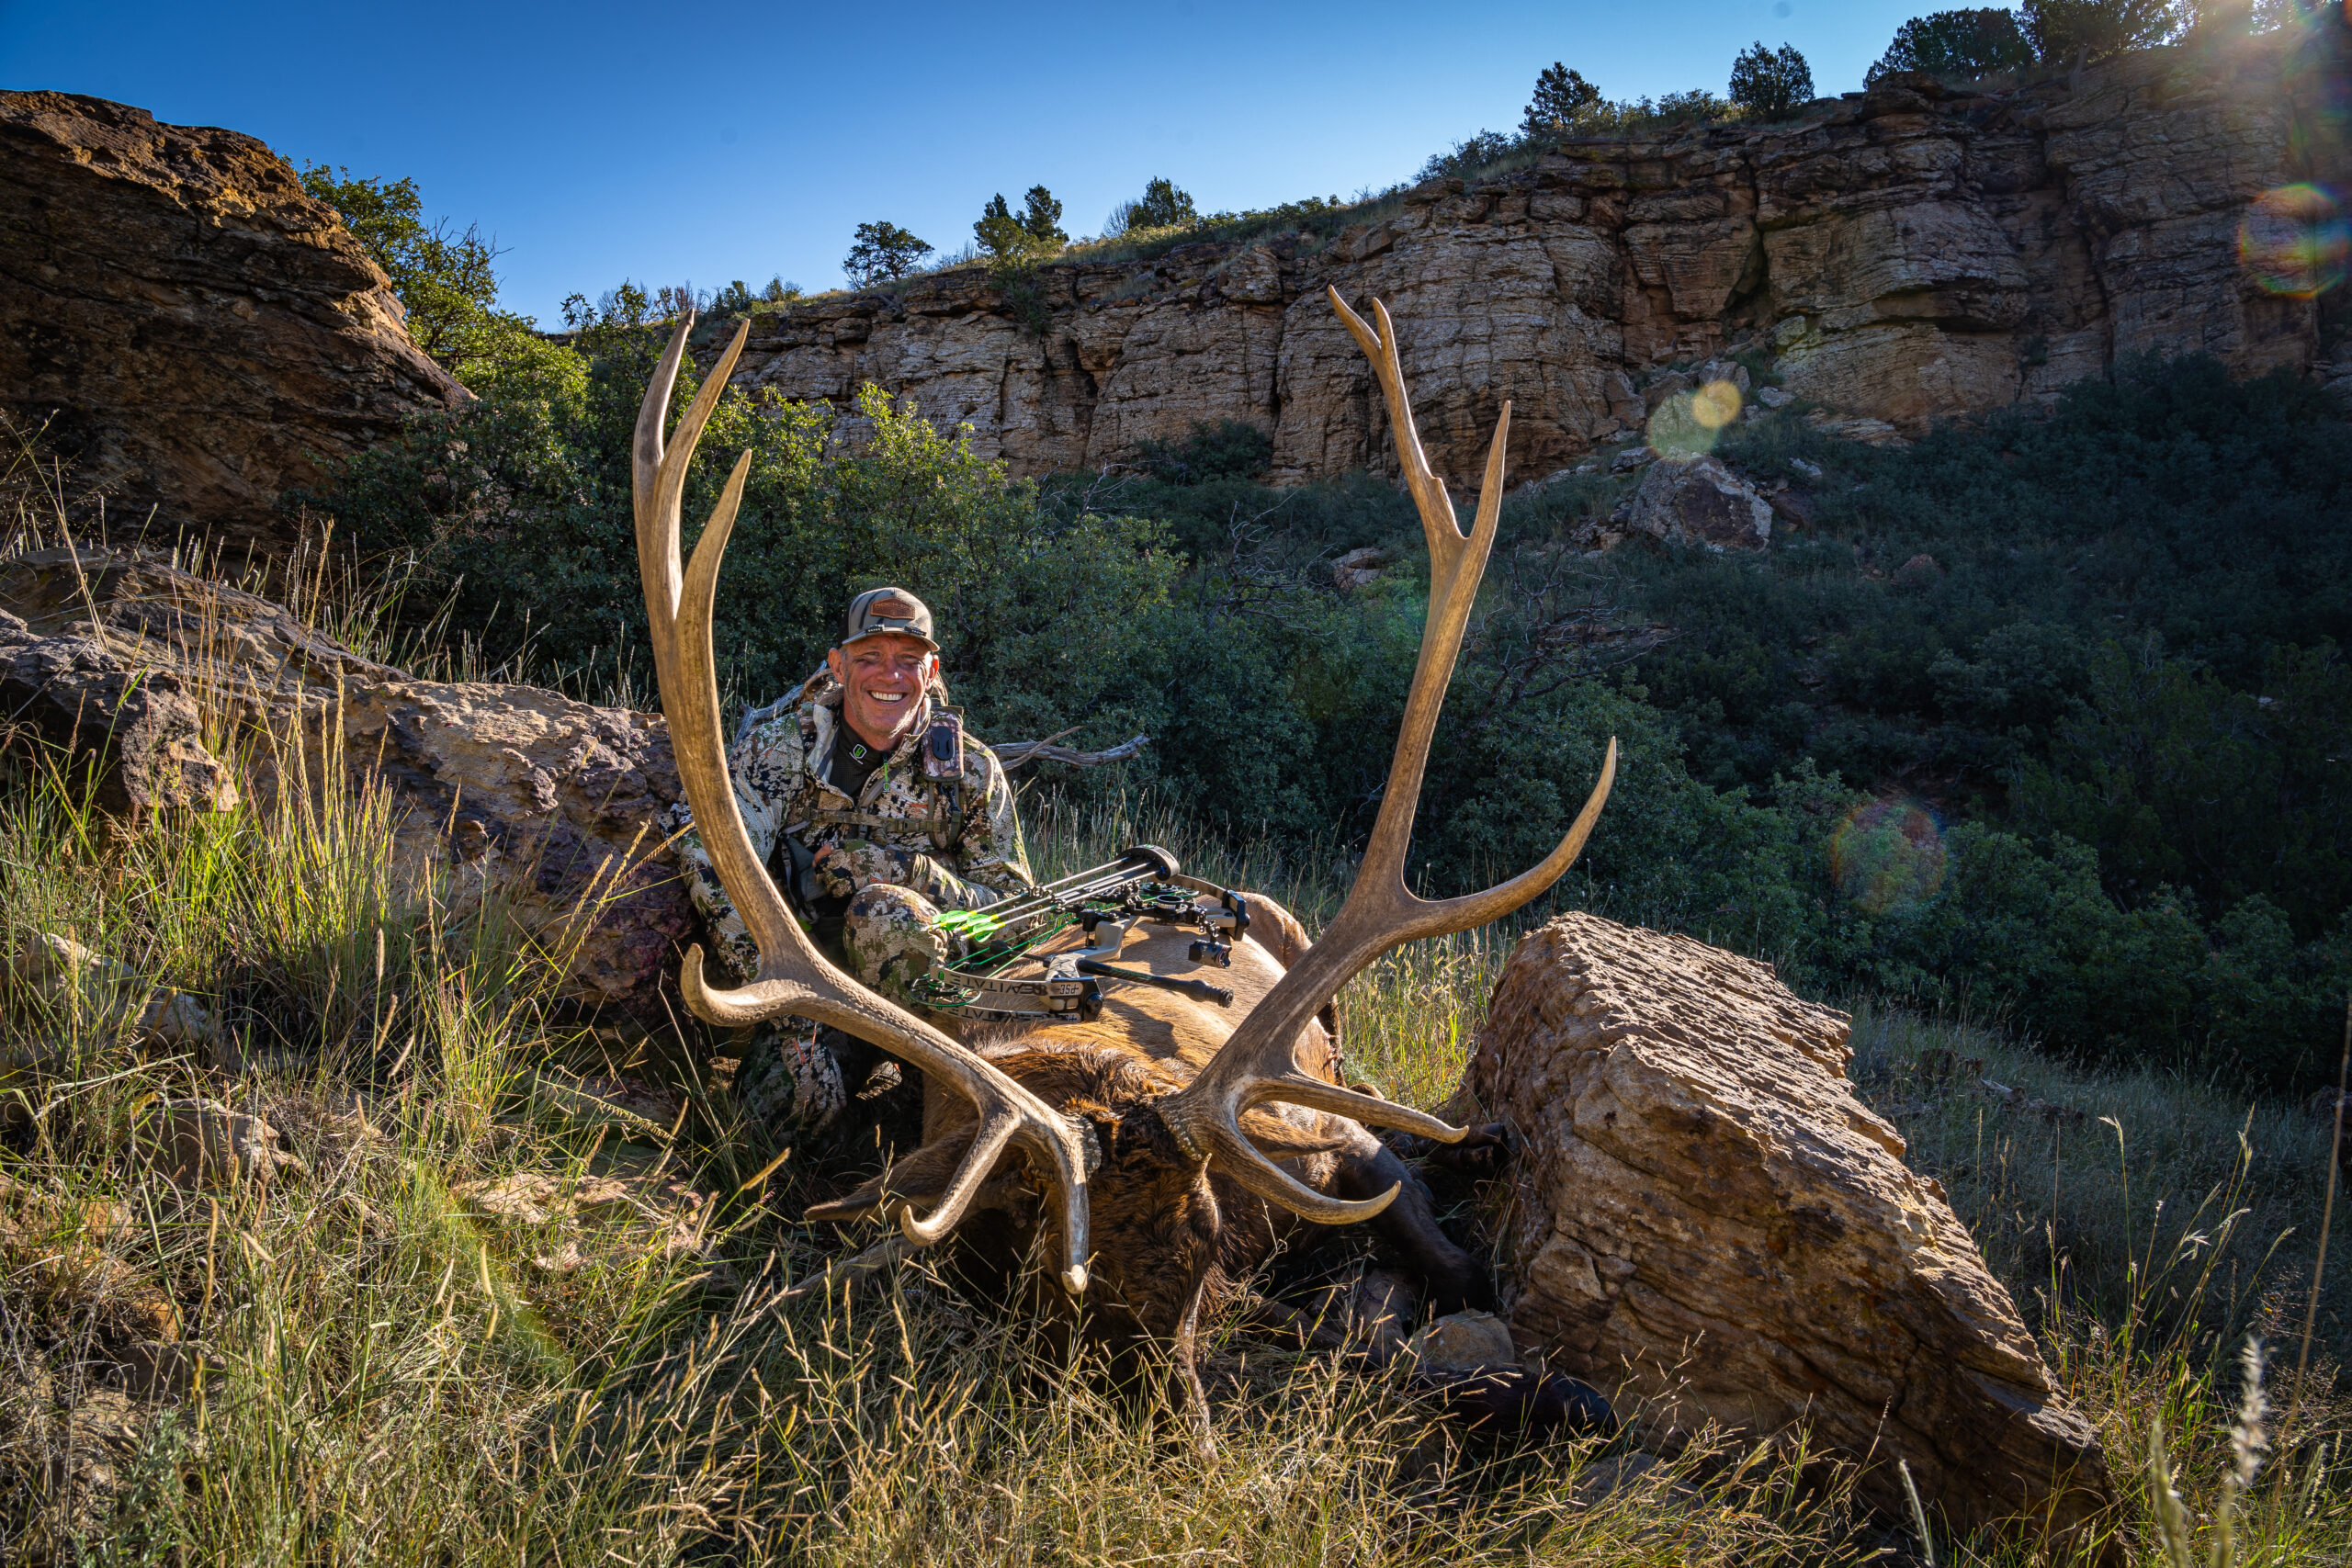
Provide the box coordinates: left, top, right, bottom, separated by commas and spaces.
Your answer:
1156, 290, 1618, 1225
635, 314, 1093, 1292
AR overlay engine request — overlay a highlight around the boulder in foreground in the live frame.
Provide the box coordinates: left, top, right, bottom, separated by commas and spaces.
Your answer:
1464, 912, 2114, 1544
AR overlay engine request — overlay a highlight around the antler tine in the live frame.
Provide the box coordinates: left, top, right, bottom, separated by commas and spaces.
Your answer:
631, 313, 719, 642
1327, 289, 1498, 585
635, 316, 1092, 1292
1157, 293, 1617, 1224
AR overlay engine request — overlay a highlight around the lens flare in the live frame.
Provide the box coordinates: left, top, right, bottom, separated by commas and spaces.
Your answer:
1647, 393, 1716, 458
1828, 797, 1947, 917
2238, 185, 2348, 299
1692, 378, 1744, 429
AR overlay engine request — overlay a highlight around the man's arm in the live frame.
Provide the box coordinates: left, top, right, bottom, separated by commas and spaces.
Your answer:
948, 742, 1035, 899
669, 716, 801, 982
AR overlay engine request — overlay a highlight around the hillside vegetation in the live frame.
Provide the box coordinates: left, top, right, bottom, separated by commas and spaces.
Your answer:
309, 324, 2352, 1091
269, 0, 2352, 1094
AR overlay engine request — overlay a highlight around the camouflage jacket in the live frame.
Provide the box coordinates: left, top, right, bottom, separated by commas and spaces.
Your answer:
672, 669, 1033, 982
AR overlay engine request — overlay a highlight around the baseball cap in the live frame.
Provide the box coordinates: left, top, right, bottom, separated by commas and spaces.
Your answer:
841, 586, 938, 650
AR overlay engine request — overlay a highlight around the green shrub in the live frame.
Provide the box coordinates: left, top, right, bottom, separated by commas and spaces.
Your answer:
1418, 130, 1522, 182
1868, 7, 2038, 81
1110, 178, 1197, 235
308, 336, 1179, 754
1128, 419, 1274, 485
2021, 638, 2352, 936
1040, 466, 1417, 563
1729, 42, 1815, 118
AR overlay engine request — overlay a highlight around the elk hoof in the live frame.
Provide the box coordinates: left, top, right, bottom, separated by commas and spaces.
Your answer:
1424, 1122, 1510, 1177
1417, 1367, 1617, 1438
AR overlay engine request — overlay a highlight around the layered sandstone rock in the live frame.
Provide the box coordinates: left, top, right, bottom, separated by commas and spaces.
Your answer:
0, 92, 466, 552
1462, 912, 2113, 1543
709, 31, 2344, 495
6, 38, 2335, 549
0, 548, 689, 1011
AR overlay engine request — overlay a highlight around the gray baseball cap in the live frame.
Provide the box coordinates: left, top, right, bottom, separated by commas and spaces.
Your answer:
841, 585, 938, 650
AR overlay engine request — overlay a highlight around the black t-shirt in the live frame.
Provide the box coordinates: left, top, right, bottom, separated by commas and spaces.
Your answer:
829, 730, 891, 802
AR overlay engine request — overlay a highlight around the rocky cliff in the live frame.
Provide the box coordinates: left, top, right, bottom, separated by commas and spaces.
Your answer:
3, 36, 2341, 543
713, 32, 2347, 491
0, 92, 466, 551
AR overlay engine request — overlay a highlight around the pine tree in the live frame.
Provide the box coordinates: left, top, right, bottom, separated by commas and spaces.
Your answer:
1522, 62, 1602, 135
1021, 186, 1067, 245
1116, 177, 1198, 233
1728, 41, 1815, 119
842, 221, 933, 288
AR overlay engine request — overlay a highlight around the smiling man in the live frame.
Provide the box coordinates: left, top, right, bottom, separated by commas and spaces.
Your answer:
673, 586, 1034, 1132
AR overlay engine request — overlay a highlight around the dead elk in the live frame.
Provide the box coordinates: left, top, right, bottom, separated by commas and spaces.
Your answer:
638, 289, 1617, 1440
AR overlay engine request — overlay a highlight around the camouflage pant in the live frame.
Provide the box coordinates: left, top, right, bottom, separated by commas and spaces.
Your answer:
730, 881, 959, 1136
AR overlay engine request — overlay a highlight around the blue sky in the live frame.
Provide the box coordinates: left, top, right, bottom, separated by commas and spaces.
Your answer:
5, 0, 1934, 322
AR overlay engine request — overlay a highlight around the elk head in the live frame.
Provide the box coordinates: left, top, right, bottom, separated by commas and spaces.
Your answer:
633, 313, 1094, 1292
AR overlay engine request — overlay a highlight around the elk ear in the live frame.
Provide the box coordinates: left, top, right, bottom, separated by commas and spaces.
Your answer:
1238, 1108, 1351, 1160
806, 1125, 979, 1224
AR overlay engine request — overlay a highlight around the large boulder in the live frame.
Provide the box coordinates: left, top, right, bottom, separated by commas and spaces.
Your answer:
0, 547, 689, 1012
0, 92, 466, 555
1618, 455, 1772, 550
1462, 913, 2114, 1545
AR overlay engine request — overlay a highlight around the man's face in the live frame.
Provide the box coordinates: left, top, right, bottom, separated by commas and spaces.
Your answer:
827, 633, 937, 751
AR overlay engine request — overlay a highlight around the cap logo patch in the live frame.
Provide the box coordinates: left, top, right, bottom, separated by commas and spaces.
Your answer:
869, 598, 915, 619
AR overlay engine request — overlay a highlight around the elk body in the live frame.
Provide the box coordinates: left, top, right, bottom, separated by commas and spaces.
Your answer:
638, 289, 1615, 1432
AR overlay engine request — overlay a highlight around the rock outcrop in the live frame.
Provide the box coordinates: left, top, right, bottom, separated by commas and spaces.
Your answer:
0, 92, 466, 552
1612, 455, 1773, 549
0, 548, 689, 1012
1461, 912, 2113, 1544
710, 31, 2345, 495
0, 608, 238, 814
6, 37, 2337, 547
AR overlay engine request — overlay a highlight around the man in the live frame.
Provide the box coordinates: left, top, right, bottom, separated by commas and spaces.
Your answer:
673, 586, 1034, 1132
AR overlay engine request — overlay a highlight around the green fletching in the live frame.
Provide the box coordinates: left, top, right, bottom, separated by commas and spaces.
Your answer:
934, 909, 1003, 939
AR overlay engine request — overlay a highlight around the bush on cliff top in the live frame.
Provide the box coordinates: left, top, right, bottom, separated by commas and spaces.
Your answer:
298, 165, 574, 395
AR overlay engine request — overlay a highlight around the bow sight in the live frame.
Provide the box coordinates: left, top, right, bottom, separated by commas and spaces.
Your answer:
912, 844, 1252, 1022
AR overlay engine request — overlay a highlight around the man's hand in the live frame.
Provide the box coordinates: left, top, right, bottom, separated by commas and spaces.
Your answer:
811, 840, 932, 903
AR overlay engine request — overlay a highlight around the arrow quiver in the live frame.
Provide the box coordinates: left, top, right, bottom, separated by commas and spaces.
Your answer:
913, 844, 1253, 1022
